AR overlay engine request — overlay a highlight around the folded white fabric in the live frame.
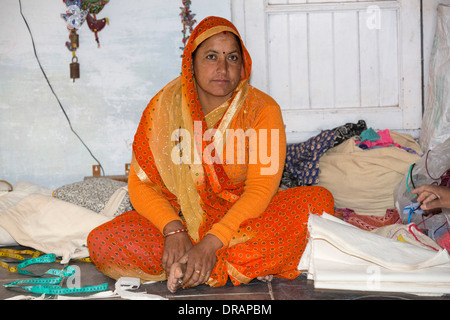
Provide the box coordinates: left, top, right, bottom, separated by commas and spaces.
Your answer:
298, 213, 450, 295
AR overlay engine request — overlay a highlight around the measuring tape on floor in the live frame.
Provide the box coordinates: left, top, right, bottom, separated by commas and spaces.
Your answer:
3, 253, 108, 296
0, 249, 42, 273
0, 249, 92, 273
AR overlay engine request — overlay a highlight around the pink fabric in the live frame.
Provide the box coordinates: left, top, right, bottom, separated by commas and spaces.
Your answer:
359, 129, 403, 149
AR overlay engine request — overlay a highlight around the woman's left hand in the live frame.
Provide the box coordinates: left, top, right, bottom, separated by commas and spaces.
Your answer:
179, 234, 223, 289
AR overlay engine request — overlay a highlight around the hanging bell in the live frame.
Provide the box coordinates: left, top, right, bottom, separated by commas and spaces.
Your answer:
70, 56, 80, 82
69, 30, 79, 49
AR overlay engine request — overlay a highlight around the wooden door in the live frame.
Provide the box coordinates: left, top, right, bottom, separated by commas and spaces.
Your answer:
231, 0, 422, 142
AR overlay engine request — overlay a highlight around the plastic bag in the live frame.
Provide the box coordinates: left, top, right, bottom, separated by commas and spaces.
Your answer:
394, 138, 450, 233
419, 5, 450, 151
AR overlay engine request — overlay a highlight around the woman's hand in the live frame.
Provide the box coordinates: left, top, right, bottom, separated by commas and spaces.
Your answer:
167, 234, 223, 293
179, 234, 223, 289
161, 221, 193, 274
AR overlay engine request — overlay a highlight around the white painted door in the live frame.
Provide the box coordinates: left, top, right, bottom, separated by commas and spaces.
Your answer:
231, 0, 422, 143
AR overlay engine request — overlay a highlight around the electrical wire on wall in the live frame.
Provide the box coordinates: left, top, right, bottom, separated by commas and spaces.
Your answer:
18, 0, 105, 176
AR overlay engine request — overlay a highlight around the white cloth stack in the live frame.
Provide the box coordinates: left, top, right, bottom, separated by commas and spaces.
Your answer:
298, 213, 450, 296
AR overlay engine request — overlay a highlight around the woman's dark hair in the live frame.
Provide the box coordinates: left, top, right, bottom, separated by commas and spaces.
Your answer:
192, 32, 242, 61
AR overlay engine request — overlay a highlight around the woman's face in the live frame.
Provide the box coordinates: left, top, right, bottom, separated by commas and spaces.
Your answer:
193, 32, 244, 107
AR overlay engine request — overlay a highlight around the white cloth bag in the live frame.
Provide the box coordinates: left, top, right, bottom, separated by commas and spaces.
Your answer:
0, 194, 112, 263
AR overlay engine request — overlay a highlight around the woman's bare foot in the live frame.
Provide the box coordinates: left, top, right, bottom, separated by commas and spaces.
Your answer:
167, 262, 186, 293
257, 275, 274, 283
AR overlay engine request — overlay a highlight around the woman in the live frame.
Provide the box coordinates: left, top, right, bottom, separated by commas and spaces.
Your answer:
87, 16, 334, 293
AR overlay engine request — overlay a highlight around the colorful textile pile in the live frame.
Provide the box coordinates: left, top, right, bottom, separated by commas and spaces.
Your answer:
281, 120, 367, 188
335, 208, 402, 231
356, 128, 420, 155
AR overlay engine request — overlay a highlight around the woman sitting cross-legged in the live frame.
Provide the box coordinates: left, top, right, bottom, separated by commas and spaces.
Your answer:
87, 16, 334, 293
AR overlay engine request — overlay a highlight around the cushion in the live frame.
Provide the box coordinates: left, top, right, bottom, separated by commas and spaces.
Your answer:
53, 178, 133, 217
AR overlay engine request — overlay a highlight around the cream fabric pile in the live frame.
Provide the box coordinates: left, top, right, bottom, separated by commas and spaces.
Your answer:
298, 213, 450, 296
0, 181, 129, 263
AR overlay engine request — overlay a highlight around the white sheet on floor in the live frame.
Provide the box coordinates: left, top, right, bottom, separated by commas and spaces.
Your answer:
298, 213, 450, 295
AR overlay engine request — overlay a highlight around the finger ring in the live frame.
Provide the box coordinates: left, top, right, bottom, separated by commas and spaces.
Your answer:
195, 270, 201, 274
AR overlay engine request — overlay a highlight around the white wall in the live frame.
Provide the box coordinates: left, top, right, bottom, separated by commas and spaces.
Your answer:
0, 0, 446, 189
0, 0, 230, 189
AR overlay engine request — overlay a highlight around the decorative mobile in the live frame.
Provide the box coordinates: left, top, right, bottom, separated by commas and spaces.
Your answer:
61, 0, 110, 82
82, 0, 110, 48
86, 13, 109, 48
179, 0, 196, 54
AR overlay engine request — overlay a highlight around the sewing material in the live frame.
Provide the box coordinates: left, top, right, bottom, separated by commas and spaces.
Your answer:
357, 128, 380, 146
3, 253, 108, 296
404, 202, 424, 224
7, 277, 166, 300
337, 208, 401, 231
300, 213, 450, 295
406, 163, 416, 195
0, 249, 42, 273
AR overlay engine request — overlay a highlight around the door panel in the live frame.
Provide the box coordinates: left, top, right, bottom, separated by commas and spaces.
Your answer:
231, 0, 422, 142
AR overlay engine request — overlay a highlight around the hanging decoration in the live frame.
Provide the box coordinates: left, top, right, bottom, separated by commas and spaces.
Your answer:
60, 0, 110, 82
86, 13, 109, 48
81, 0, 110, 47
179, 0, 196, 55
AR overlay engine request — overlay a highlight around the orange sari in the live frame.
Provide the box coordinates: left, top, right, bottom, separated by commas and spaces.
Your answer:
87, 17, 334, 287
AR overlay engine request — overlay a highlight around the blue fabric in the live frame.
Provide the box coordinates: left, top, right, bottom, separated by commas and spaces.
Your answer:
280, 120, 367, 188
284, 130, 336, 186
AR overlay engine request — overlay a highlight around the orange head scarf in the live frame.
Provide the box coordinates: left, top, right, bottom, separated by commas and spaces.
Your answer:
181, 16, 252, 124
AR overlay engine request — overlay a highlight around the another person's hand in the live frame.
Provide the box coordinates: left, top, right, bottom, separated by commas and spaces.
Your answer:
412, 185, 450, 210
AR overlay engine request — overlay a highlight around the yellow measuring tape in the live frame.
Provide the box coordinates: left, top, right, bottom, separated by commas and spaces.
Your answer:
0, 249, 42, 273
0, 249, 92, 273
